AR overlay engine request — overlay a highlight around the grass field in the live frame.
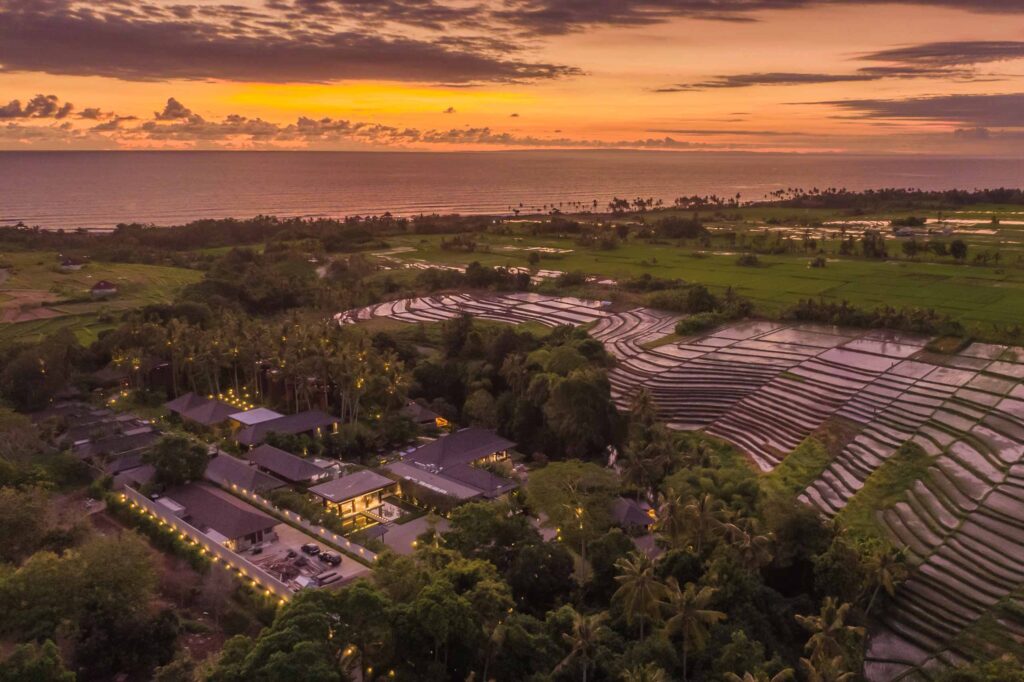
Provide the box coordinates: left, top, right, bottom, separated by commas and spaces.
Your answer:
0, 251, 202, 345
835, 442, 935, 547
382, 231, 1024, 331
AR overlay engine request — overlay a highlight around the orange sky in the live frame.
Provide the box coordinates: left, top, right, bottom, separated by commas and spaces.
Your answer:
2, 1, 1024, 153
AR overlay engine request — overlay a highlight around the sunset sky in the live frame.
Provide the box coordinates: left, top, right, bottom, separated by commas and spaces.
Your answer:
3, 0, 1024, 153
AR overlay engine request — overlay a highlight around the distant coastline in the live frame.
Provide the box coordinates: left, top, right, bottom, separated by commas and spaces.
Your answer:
1, 150, 1022, 230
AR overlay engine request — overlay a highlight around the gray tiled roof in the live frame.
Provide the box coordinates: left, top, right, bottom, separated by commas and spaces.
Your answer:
235, 410, 339, 446
309, 470, 395, 503
440, 463, 518, 499
164, 483, 277, 540
405, 428, 515, 470
205, 454, 286, 493
164, 392, 237, 426
612, 497, 655, 528
76, 430, 160, 459
247, 444, 326, 483
401, 401, 441, 424
384, 461, 483, 500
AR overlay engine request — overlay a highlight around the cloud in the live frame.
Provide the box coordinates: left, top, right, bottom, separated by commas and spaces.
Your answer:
0, 0, 579, 84
154, 97, 193, 121
0, 94, 736, 150
656, 72, 878, 91
90, 115, 138, 133
656, 38, 1024, 92
492, 1, 1024, 35
859, 41, 1024, 68
818, 93, 1024, 128
953, 127, 991, 140
649, 128, 806, 136
0, 94, 73, 119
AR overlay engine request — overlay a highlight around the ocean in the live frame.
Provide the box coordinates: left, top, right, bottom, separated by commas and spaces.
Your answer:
2, 150, 1023, 230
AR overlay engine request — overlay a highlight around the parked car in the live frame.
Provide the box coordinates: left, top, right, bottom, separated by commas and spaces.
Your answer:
301, 543, 321, 556
318, 551, 341, 566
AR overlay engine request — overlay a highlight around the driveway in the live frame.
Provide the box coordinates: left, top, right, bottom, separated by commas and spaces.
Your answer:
379, 516, 450, 555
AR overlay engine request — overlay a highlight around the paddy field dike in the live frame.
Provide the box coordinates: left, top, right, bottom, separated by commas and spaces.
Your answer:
338, 292, 1024, 680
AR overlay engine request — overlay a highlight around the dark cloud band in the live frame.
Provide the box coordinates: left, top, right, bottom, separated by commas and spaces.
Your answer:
0, 0, 578, 84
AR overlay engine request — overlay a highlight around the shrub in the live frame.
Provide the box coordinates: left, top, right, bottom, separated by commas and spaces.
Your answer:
735, 253, 760, 267
890, 216, 927, 227
785, 298, 963, 336
675, 312, 726, 335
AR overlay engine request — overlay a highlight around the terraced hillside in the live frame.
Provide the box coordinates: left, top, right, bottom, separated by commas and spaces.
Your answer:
336, 294, 1024, 680
336, 292, 612, 327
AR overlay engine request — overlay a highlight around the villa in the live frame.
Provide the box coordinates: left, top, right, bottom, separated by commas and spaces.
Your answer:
165, 392, 238, 429
235, 410, 340, 447
90, 280, 118, 298
158, 482, 279, 552
204, 453, 287, 495
246, 443, 332, 486
308, 470, 399, 528
383, 427, 517, 511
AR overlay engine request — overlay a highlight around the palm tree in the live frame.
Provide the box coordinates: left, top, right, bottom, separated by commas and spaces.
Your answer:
554, 610, 609, 682
682, 493, 724, 555
798, 655, 856, 682
722, 517, 774, 570
795, 598, 865, 671
661, 578, 726, 681
864, 547, 906, 616
654, 490, 686, 547
612, 552, 665, 641
621, 663, 668, 682
724, 671, 794, 682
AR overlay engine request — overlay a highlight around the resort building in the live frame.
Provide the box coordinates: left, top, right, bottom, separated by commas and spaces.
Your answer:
74, 429, 161, 462
165, 392, 238, 429
228, 408, 284, 430
400, 400, 448, 429
235, 410, 340, 447
611, 497, 656, 533
90, 280, 118, 298
158, 483, 278, 552
59, 256, 86, 271
308, 470, 399, 528
383, 427, 517, 511
204, 453, 287, 495
246, 444, 332, 486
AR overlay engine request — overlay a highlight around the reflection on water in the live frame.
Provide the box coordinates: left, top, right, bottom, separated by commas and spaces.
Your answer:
1, 150, 1023, 229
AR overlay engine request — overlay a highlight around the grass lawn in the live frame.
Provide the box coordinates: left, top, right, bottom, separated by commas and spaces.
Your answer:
382, 232, 1024, 333
0, 251, 201, 345
760, 436, 832, 499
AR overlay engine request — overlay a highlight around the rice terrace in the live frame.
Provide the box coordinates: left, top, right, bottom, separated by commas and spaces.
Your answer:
339, 291, 1024, 679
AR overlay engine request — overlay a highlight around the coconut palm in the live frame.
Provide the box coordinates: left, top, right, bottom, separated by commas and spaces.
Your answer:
612, 552, 665, 641
722, 517, 774, 570
654, 490, 686, 547
661, 578, 726, 681
682, 493, 724, 555
724, 670, 795, 682
795, 597, 865, 670
620, 449, 654, 500
798, 655, 856, 682
621, 663, 669, 682
554, 610, 609, 682
864, 546, 907, 616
